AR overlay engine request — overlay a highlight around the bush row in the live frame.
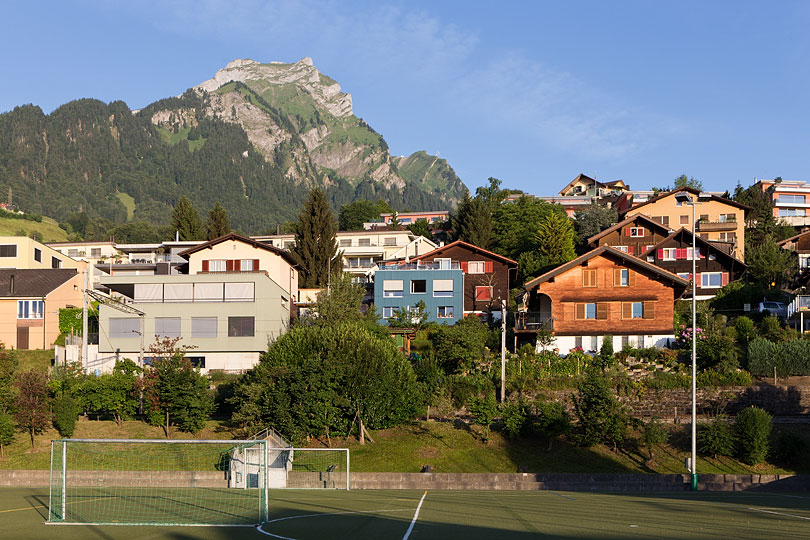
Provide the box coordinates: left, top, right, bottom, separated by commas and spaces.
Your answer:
748, 338, 810, 376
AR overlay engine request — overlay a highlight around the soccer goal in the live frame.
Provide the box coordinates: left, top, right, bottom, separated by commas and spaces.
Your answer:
266, 447, 350, 490
48, 439, 269, 526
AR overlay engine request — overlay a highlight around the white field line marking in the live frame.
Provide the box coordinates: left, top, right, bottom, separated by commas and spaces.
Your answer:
255, 508, 412, 539
402, 491, 428, 540
747, 507, 810, 521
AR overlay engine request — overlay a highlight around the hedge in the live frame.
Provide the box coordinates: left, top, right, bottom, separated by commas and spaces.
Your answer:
748, 338, 810, 376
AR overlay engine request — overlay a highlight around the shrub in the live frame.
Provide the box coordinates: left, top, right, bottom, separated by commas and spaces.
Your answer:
696, 334, 739, 372
759, 316, 784, 342
0, 412, 14, 458
771, 431, 808, 466
748, 338, 810, 377
534, 399, 571, 450
468, 393, 499, 442
571, 370, 628, 450
448, 373, 493, 408
735, 406, 772, 465
644, 371, 690, 389
734, 316, 756, 344
697, 370, 752, 388
697, 415, 735, 458
641, 417, 668, 463
52, 394, 79, 438
501, 399, 531, 439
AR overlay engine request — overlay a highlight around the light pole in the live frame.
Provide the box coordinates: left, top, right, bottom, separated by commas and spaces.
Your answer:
674, 191, 709, 491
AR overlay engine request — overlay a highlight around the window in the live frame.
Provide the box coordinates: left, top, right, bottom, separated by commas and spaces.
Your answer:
653, 216, 670, 227
194, 282, 224, 302
680, 215, 689, 225
0, 244, 17, 257
383, 280, 404, 297
708, 254, 717, 261
186, 357, 205, 368
718, 232, 737, 242
283, 241, 294, 249
621, 335, 629, 348
436, 258, 451, 270
636, 335, 645, 348
51, 257, 62, 269
643, 245, 654, 254
437, 306, 454, 318
661, 248, 676, 261
475, 286, 493, 301
575, 336, 583, 349
155, 317, 181, 338
590, 336, 598, 351
777, 194, 805, 204
622, 301, 654, 319
468, 261, 486, 274
228, 316, 255, 337
224, 282, 255, 302
192, 317, 218, 338
719, 213, 737, 223
615, 268, 629, 287
382, 306, 395, 318
677, 272, 691, 280
630, 227, 645, 237
411, 279, 427, 294
339, 239, 352, 247
779, 208, 806, 217
68, 249, 79, 257
582, 269, 597, 287
358, 238, 371, 247
613, 245, 630, 253
240, 259, 256, 271
164, 283, 193, 302
384, 237, 397, 246
91, 248, 101, 258
700, 214, 709, 222
17, 300, 43, 319
34, 248, 41, 262
576, 303, 597, 320
701, 272, 723, 288
109, 318, 140, 339
433, 279, 453, 297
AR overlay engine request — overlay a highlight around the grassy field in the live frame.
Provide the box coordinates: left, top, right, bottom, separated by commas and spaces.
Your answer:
1, 487, 809, 539
0, 216, 67, 242
116, 192, 135, 221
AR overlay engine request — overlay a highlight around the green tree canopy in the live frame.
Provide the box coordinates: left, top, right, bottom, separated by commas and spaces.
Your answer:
170, 196, 203, 241
13, 370, 51, 449
428, 315, 490, 374
573, 202, 618, 247
292, 189, 343, 288
746, 233, 796, 289
338, 199, 392, 230
492, 196, 568, 260
407, 218, 433, 241
674, 174, 703, 191
205, 202, 231, 240
534, 212, 576, 266
454, 193, 493, 249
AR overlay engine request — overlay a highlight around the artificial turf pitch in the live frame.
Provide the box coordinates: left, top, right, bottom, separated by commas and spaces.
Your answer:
2, 487, 809, 539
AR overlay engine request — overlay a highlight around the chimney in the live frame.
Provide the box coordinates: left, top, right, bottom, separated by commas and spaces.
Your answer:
276, 223, 281, 235
9, 274, 14, 295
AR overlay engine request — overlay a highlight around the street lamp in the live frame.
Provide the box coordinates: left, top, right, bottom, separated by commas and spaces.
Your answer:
674, 191, 710, 491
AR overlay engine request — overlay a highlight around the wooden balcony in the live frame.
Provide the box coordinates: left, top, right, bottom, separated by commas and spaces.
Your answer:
695, 220, 737, 232
515, 312, 553, 332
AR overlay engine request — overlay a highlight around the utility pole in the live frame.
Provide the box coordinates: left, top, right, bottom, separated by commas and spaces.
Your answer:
500, 299, 506, 402
81, 264, 89, 372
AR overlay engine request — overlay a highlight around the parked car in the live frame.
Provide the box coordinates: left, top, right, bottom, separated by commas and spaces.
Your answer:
758, 301, 788, 319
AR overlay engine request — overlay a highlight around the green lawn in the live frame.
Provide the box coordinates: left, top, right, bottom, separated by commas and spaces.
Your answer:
1, 487, 809, 539
116, 192, 135, 221
0, 216, 67, 242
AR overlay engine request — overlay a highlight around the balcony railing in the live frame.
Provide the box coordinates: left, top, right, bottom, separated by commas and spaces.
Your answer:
696, 220, 737, 232
515, 312, 553, 331
379, 262, 461, 271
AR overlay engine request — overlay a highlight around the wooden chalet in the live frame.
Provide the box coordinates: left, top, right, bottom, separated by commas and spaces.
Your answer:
517, 246, 688, 352
587, 214, 673, 256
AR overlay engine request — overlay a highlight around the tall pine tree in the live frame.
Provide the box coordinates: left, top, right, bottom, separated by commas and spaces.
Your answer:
292, 189, 342, 288
205, 202, 231, 240
454, 193, 493, 249
170, 196, 203, 241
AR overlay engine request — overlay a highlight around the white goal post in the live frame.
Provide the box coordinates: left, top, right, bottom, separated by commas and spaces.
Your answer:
266, 447, 350, 490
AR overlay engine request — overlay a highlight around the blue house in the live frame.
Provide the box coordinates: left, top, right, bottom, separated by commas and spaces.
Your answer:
373, 261, 464, 325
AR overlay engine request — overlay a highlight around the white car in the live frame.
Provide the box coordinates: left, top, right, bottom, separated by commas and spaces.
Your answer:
758, 301, 787, 319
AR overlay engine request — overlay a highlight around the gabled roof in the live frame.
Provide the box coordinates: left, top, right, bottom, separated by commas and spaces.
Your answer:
410, 240, 518, 267
0, 269, 78, 298
558, 173, 598, 196
622, 186, 750, 215
524, 246, 689, 290
778, 230, 810, 247
177, 232, 300, 268
646, 228, 747, 269
587, 213, 672, 247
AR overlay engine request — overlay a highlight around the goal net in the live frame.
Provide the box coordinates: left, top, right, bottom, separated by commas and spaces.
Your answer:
48, 439, 268, 526
266, 448, 350, 490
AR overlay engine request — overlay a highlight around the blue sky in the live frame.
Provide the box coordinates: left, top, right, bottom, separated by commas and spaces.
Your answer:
2, 1, 808, 195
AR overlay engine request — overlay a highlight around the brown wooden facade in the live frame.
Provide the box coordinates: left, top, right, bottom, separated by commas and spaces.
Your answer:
645, 229, 747, 298
518, 247, 687, 344
587, 214, 672, 256
410, 240, 518, 315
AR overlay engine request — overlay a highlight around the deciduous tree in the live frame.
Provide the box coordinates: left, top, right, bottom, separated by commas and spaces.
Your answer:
407, 218, 433, 241
0, 412, 14, 458
13, 370, 51, 449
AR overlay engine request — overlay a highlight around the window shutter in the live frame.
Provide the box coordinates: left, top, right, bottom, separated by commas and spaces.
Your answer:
575, 303, 585, 320
643, 301, 655, 319
253, 259, 260, 271
627, 246, 634, 255
460, 261, 469, 273
613, 269, 621, 287
484, 261, 493, 273
202, 260, 209, 272
628, 270, 636, 287
675, 248, 684, 259
722, 272, 729, 286
696, 273, 702, 287
621, 302, 632, 319
596, 302, 608, 320
657, 249, 664, 259
625, 227, 632, 236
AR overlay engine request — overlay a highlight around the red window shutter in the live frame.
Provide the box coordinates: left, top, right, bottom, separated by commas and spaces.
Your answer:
628, 246, 634, 255
484, 261, 493, 273
675, 248, 684, 259
625, 228, 632, 236
722, 272, 729, 286
253, 259, 260, 271
696, 273, 702, 286
226, 260, 235, 272
460, 261, 469, 273
657, 249, 664, 259
202, 260, 209, 272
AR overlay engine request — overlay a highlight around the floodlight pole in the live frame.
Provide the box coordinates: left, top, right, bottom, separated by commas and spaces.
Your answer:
690, 197, 697, 492
500, 299, 506, 402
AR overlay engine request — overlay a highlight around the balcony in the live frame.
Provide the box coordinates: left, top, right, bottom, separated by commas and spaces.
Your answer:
379, 262, 461, 271
515, 312, 553, 331
695, 220, 737, 232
